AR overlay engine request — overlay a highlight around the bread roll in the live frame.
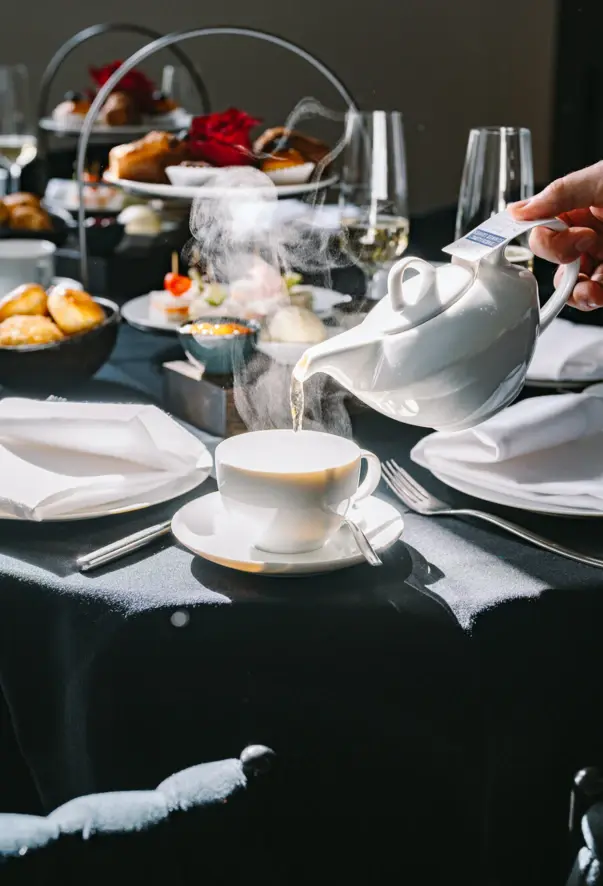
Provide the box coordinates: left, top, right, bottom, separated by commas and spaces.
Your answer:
0, 315, 64, 346
47, 288, 105, 335
8, 206, 52, 231
0, 200, 9, 226
0, 284, 48, 320
108, 131, 189, 184
3, 192, 41, 210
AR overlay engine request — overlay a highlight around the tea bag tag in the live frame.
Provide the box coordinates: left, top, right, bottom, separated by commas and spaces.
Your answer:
442, 209, 564, 263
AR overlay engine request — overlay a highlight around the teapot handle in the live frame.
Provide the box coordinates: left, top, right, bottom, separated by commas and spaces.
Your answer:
532, 218, 581, 331
388, 257, 437, 313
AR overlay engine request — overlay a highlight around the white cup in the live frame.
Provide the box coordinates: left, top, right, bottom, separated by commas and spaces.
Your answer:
0, 240, 56, 297
215, 429, 382, 554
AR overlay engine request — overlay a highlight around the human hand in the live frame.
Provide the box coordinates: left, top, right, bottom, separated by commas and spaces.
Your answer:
509, 160, 603, 310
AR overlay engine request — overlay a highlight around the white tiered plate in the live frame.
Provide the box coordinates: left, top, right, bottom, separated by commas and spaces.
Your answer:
103, 171, 338, 201
39, 109, 191, 142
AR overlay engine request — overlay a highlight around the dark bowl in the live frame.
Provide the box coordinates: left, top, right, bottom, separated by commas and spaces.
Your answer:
0, 210, 74, 248
178, 315, 260, 375
84, 218, 125, 256
0, 297, 120, 393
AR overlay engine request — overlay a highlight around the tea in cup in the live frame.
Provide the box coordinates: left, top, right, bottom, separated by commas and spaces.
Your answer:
215, 429, 381, 554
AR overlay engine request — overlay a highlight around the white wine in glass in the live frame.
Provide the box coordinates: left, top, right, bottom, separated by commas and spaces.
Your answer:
0, 65, 36, 193
339, 111, 409, 299
456, 126, 534, 271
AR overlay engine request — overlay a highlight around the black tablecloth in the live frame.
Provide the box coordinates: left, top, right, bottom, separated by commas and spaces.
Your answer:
3, 303, 603, 883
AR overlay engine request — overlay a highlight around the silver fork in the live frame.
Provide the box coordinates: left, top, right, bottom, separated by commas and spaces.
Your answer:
383, 460, 603, 569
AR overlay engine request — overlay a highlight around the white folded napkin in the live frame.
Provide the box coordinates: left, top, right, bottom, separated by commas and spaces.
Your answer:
527, 318, 603, 381
0, 399, 212, 520
411, 391, 603, 512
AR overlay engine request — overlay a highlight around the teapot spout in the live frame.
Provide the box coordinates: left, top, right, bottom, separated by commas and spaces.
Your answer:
292, 326, 380, 391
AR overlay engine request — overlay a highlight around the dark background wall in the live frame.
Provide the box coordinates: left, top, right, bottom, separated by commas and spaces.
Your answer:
5, 0, 557, 211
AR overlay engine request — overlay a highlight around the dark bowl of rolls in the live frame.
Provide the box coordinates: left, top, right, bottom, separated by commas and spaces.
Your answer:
0, 284, 120, 392
0, 192, 74, 247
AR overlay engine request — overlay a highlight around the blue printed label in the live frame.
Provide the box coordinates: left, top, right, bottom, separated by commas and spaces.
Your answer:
466, 229, 506, 248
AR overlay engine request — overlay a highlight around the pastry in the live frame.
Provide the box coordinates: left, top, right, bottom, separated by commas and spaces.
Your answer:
8, 206, 53, 232
47, 288, 105, 335
107, 131, 190, 184
261, 148, 306, 171
52, 92, 92, 125
0, 315, 64, 347
3, 192, 41, 210
101, 91, 141, 127
0, 284, 48, 320
253, 128, 330, 166
151, 91, 178, 116
0, 201, 9, 226
149, 289, 194, 323
263, 306, 327, 344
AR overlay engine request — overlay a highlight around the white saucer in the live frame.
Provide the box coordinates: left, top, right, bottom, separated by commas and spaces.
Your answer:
172, 492, 404, 575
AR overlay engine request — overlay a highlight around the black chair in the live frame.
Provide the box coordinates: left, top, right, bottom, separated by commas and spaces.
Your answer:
0, 744, 274, 884
567, 767, 603, 885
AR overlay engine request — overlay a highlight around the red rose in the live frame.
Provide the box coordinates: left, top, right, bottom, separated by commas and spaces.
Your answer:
188, 108, 261, 167
90, 62, 155, 111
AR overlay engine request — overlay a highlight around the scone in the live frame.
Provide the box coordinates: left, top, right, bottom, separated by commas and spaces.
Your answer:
107, 131, 190, 184
47, 288, 105, 335
0, 284, 48, 320
101, 92, 141, 127
0, 200, 9, 226
3, 192, 41, 210
8, 206, 53, 231
0, 315, 64, 347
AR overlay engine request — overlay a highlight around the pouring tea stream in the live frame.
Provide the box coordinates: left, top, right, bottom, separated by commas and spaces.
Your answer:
292, 210, 580, 432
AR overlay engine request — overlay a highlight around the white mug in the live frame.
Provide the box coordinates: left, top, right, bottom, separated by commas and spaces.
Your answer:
0, 240, 56, 297
215, 429, 382, 554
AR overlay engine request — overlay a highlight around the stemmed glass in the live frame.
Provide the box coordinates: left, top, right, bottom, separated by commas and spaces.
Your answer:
455, 126, 534, 268
0, 65, 37, 193
339, 111, 409, 299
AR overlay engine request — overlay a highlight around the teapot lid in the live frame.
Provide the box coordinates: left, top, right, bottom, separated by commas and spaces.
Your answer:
386, 258, 474, 331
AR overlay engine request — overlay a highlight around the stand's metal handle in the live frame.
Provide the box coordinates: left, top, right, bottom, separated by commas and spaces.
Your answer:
36, 21, 211, 191
75, 25, 358, 288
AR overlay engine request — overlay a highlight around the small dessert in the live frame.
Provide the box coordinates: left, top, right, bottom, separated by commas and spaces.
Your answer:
229, 258, 289, 320
149, 253, 194, 322
52, 92, 92, 126
0, 284, 48, 320
150, 91, 178, 116
254, 127, 330, 166
107, 131, 190, 184
0, 314, 64, 347
8, 205, 53, 232
100, 91, 141, 127
117, 205, 161, 236
47, 288, 106, 335
183, 320, 254, 337
261, 148, 307, 172
283, 272, 314, 310
263, 305, 327, 344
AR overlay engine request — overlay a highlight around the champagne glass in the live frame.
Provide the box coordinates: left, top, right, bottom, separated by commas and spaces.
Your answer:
455, 126, 534, 268
0, 65, 37, 193
339, 111, 409, 299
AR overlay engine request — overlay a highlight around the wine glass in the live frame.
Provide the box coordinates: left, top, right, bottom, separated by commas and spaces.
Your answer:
339, 111, 409, 299
455, 126, 534, 268
0, 65, 37, 193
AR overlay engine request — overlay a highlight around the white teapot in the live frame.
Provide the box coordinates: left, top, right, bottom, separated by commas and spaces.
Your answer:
294, 211, 580, 431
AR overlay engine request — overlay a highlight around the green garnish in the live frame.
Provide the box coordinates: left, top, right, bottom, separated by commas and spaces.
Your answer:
283, 272, 302, 290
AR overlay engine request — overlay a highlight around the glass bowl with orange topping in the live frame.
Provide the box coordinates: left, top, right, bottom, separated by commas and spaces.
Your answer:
178, 315, 260, 375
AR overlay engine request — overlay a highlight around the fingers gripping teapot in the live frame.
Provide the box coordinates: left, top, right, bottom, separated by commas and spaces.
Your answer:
294, 211, 580, 431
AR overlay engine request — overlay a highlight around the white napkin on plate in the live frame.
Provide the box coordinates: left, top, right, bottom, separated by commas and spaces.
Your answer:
0, 399, 212, 520
411, 391, 603, 512
527, 318, 603, 381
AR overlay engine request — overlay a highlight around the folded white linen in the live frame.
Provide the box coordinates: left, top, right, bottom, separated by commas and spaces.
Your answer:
0, 399, 212, 520
527, 318, 603, 381
411, 391, 603, 512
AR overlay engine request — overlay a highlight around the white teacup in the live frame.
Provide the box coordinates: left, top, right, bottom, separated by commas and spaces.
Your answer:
215, 429, 382, 554
0, 240, 56, 297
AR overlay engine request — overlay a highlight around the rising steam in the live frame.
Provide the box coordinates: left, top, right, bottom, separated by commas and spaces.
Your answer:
184, 98, 359, 437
